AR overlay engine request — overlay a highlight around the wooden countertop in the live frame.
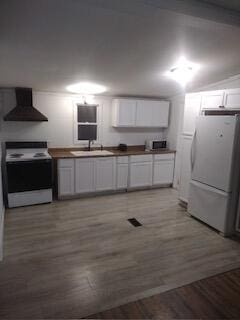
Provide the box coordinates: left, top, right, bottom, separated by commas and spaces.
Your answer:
49, 146, 175, 159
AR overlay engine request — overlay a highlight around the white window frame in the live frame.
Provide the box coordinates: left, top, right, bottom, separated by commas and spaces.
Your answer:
73, 100, 101, 145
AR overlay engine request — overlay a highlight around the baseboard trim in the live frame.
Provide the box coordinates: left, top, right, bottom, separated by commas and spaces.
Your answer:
58, 185, 173, 200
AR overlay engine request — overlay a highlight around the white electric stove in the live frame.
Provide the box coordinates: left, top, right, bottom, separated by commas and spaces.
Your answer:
4, 142, 53, 208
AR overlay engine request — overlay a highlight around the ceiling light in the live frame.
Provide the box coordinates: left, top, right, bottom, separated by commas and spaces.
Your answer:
66, 82, 107, 94
166, 57, 200, 86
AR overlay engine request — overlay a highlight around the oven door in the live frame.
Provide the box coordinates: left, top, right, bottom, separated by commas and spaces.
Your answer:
7, 159, 53, 193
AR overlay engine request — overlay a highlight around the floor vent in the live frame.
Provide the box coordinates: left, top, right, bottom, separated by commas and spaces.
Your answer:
128, 218, 142, 227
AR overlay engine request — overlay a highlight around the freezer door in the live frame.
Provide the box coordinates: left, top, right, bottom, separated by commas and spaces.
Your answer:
188, 180, 230, 234
191, 116, 236, 192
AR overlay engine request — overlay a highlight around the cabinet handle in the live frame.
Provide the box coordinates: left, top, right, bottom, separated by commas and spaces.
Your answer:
219, 105, 225, 109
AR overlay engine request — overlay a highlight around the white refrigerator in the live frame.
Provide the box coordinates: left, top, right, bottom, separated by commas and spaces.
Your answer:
188, 115, 240, 236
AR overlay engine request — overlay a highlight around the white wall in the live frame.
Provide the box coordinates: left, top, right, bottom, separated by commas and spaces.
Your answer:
1, 90, 165, 148
168, 74, 240, 190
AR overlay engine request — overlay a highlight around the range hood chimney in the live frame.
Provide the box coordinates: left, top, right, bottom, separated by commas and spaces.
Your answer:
4, 88, 48, 122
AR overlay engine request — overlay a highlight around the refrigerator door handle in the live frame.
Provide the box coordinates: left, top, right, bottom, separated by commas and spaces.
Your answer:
190, 131, 197, 171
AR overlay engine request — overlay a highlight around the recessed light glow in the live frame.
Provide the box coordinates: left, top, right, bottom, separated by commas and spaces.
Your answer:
66, 82, 107, 94
166, 57, 200, 86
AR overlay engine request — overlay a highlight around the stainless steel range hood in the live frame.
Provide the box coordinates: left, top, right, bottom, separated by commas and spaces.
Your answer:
4, 88, 48, 122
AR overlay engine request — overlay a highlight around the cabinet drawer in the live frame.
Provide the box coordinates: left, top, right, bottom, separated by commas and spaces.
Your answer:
130, 154, 152, 163
153, 153, 175, 161
117, 156, 129, 164
58, 159, 74, 168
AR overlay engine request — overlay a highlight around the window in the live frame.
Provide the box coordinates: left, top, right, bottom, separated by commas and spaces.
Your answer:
74, 103, 98, 143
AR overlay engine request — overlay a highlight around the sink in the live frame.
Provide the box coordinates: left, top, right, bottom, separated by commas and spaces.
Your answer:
71, 150, 114, 157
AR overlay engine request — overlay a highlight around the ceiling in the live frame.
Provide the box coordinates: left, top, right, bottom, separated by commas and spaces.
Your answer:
202, 0, 240, 12
0, 0, 240, 98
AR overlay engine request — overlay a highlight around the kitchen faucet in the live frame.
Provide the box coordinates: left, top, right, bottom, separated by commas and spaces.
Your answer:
88, 140, 93, 151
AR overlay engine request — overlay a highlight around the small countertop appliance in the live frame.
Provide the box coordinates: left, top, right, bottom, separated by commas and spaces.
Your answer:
145, 140, 167, 151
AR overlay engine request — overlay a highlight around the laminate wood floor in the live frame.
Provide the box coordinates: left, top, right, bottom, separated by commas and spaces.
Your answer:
88, 268, 240, 319
0, 188, 240, 319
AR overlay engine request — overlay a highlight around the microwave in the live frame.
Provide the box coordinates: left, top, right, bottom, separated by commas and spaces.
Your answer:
145, 140, 167, 151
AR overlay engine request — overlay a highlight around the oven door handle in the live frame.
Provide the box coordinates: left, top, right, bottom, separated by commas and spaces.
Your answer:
7, 159, 52, 165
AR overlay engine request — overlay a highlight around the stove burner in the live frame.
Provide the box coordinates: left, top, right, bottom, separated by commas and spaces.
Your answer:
10, 153, 24, 158
34, 152, 46, 158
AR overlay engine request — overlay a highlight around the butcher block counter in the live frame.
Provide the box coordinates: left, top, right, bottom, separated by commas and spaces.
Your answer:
49, 145, 175, 159
51, 146, 176, 199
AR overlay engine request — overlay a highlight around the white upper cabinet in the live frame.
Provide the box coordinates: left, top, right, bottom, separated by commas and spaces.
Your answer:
151, 101, 169, 127
112, 99, 136, 127
112, 98, 169, 128
183, 93, 201, 135
135, 100, 152, 127
224, 89, 240, 109
201, 90, 225, 110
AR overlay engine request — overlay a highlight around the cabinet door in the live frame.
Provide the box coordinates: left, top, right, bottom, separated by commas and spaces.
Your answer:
75, 158, 95, 194
201, 90, 224, 109
58, 166, 75, 196
179, 135, 193, 203
224, 89, 240, 109
95, 157, 116, 191
113, 99, 136, 127
183, 94, 201, 135
116, 163, 128, 189
129, 162, 153, 188
135, 100, 152, 127
151, 101, 169, 127
135, 100, 169, 127
153, 160, 174, 185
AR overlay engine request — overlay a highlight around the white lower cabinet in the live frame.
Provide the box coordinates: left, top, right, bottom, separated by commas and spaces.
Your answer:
129, 155, 153, 188
75, 158, 95, 193
58, 153, 174, 198
95, 157, 116, 191
153, 154, 175, 185
58, 159, 75, 196
59, 157, 116, 196
116, 157, 129, 189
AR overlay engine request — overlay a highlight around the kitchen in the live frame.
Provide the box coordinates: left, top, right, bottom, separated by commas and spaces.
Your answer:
1, 0, 240, 319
